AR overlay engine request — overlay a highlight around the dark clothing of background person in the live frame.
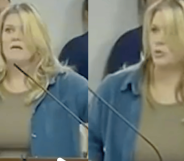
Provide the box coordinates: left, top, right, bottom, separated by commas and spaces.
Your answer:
103, 26, 143, 78
59, 32, 88, 79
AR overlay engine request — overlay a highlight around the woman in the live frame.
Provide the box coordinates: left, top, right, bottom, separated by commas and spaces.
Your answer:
0, 3, 88, 158
103, 0, 159, 78
59, 0, 88, 79
89, 0, 184, 161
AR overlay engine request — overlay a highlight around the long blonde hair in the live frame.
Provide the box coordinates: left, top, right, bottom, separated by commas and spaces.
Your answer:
142, 0, 184, 103
0, 3, 71, 104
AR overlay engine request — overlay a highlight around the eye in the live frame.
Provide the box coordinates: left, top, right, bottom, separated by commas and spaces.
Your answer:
4, 27, 13, 33
151, 26, 159, 33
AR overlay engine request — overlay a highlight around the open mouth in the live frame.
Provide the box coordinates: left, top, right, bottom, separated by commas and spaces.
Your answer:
155, 49, 163, 53
11, 45, 23, 50
154, 50, 165, 57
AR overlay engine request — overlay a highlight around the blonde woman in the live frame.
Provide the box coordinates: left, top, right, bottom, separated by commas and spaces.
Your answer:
89, 0, 184, 161
0, 3, 88, 158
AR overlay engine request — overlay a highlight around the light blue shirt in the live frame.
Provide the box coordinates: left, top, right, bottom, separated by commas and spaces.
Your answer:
30, 70, 88, 157
89, 63, 144, 161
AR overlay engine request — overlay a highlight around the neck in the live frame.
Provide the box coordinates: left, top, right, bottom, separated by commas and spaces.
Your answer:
3, 62, 32, 93
7, 64, 26, 81
152, 64, 183, 87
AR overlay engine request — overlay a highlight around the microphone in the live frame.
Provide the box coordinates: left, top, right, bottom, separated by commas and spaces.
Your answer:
14, 63, 88, 130
88, 87, 163, 161
21, 154, 27, 161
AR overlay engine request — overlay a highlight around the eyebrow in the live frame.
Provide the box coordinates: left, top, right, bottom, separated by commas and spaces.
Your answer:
151, 24, 157, 27
4, 24, 24, 27
151, 23, 161, 28
4, 24, 14, 27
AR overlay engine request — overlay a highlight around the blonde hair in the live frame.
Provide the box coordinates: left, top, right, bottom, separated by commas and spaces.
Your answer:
0, 3, 71, 104
142, 0, 184, 103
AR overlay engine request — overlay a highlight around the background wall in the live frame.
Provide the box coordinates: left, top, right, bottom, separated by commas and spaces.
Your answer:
89, 0, 139, 91
12, 0, 85, 57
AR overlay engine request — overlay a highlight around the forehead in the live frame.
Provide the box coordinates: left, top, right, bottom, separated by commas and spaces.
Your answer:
151, 11, 166, 27
4, 13, 22, 26
0, 0, 9, 12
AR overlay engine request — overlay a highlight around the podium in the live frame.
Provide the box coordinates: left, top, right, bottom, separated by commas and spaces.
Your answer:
0, 158, 88, 161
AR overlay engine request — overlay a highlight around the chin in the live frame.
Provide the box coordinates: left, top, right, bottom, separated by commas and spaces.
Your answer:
153, 59, 170, 68
6, 58, 29, 64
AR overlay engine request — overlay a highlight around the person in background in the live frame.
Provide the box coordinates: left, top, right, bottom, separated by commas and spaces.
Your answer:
0, 0, 10, 13
89, 0, 184, 160
103, 0, 159, 78
0, 3, 88, 158
59, 0, 88, 79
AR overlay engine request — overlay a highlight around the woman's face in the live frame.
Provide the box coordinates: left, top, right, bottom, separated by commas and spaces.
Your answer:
149, 11, 183, 67
2, 13, 33, 64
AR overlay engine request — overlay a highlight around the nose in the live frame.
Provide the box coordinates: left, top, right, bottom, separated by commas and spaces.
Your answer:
12, 29, 22, 41
155, 35, 165, 46
155, 30, 165, 44
155, 41, 165, 46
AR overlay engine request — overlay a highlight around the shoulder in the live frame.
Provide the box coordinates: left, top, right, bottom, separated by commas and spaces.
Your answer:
115, 26, 142, 46
123, 26, 142, 37
55, 71, 88, 92
89, 63, 143, 121
60, 34, 88, 61
99, 63, 143, 96
49, 70, 88, 107
64, 33, 88, 49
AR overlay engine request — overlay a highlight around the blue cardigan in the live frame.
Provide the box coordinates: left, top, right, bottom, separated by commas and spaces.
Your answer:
59, 33, 88, 79
103, 27, 142, 77
30, 70, 88, 157
89, 63, 144, 161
